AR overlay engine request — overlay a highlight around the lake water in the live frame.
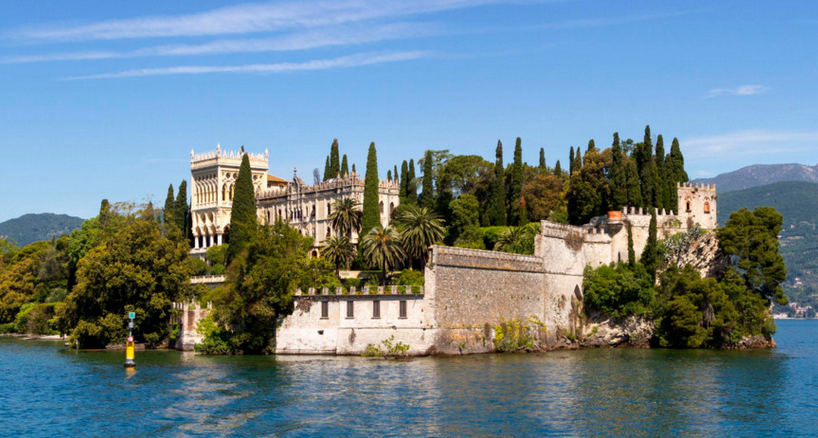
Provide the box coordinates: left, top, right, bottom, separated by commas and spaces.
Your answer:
2, 320, 817, 437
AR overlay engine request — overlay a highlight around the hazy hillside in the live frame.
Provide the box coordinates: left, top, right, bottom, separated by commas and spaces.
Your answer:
693, 163, 818, 193
0, 213, 84, 246
718, 181, 818, 313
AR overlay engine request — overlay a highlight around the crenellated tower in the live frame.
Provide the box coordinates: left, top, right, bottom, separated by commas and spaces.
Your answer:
676, 182, 717, 230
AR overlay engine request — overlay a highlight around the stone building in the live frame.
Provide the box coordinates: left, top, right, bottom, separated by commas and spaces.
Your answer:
189, 145, 399, 256
274, 183, 718, 355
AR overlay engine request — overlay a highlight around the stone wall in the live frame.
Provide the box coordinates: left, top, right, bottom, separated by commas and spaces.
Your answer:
275, 287, 433, 355
173, 301, 210, 351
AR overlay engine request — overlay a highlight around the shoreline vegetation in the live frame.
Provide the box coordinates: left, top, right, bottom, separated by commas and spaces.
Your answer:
0, 127, 789, 354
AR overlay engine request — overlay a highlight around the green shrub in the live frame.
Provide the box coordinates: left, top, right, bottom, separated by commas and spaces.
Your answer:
194, 314, 234, 355
583, 263, 655, 320
398, 269, 424, 286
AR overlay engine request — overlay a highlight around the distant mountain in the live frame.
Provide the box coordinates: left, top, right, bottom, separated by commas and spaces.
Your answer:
718, 181, 818, 312
693, 163, 818, 193
0, 213, 85, 246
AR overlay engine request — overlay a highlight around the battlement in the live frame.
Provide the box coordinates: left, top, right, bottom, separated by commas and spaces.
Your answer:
677, 181, 716, 191
539, 221, 586, 239
432, 245, 543, 273
191, 144, 269, 167
295, 285, 424, 296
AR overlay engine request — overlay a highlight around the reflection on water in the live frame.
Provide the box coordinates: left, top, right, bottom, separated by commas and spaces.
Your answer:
1, 320, 816, 437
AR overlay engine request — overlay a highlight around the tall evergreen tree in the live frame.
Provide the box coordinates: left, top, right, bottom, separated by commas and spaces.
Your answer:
642, 209, 659, 280
400, 160, 409, 201
488, 140, 507, 226
636, 125, 658, 207
554, 160, 562, 177
569, 146, 575, 175
227, 154, 257, 263
539, 147, 546, 170
508, 137, 525, 225
361, 142, 381, 236
407, 159, 418, 205
610, 132, 629, 210
330, 139, 340, 178
163, 184, 175, 226
352, 163, 356, 174
387, 170, 393, 181
174, 180, 189, 237
624, 156, 643, 207
323, 156, 331, 181
587, 139, 596, 153
341, 154, 349, 177
420, 150, 435, 208
655, 134, 668, 211
627, 221, 636, 268
393, 165, 399, 185
573, 147, 582, 173
667, 137, 689, 213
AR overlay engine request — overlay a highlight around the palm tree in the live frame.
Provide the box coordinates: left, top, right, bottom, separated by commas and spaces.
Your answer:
329, 198, 363, 239
394, 205, 445, 272
320, 236, 356, 277
362, 226, 405, 286
494, 223, 540, 254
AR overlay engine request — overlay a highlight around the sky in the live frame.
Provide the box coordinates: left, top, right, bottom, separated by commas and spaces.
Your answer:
1, 0, 817, 222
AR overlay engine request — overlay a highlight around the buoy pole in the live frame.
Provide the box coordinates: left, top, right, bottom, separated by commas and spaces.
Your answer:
125, 311, 136, 368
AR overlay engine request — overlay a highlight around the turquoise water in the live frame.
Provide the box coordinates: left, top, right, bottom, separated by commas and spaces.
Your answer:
2, 320, 817, 437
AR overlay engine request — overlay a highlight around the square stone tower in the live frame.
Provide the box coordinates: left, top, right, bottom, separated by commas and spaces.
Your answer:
677, 182, 717, 229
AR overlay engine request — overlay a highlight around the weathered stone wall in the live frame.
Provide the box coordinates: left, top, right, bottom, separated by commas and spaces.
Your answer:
275, 288, 433, 355
173, 301, 210, 351
426, 246, 549, 354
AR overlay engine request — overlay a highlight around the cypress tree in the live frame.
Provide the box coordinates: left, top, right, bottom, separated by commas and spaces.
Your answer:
361, 142, 381, 236
637, 125, 657, 207
330, 139, 340, 178
642, 209, 659, 280
341, 154, 349, 177
610, 132, 629, 210
163, 184, 175, 226
407, 159, 418, 205
323, 156, 331, 181
393, 165, 399, 185
627, 221, 636, 268
352, 163, 356, 174
539, 147, 546, 170
488, 140, 507, 226
509, 137, 524, 225
624, 156, 643, 207
569, 146, 575, 175
667, 138, 689, 213
655, 134, 668, 211
227, 154, 257, 264
587, 139, 596, 153
420, 150, 434, 208
572, 147, 582, 173
436, 169, 453, 226
554, 160, 562, 177
400, 160, 409, 201
387, 170, 392, 181
174, 180, 188, 236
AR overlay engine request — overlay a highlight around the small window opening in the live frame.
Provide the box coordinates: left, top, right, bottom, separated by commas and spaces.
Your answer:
399, 301, 407, 319
321, 301, 329, 319
347, 301, 354, 318
372, 300, 380, 319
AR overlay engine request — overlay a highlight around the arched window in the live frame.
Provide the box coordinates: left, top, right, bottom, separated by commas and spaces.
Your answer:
390, 202, 395, 215
379, 201, 384, 213
686, 201, 692, 213
704, 202, 711, 214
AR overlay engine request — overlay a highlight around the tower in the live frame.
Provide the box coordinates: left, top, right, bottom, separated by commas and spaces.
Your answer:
190, 145, 269, 253
676, 182, 717, 230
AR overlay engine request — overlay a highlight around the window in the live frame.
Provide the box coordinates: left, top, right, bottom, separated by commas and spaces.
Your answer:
399, 300, 407, 319
704, 202, 711, 214
321, 301, 328, 319
347, 301, 354, 318
379, 201, 384, 213
686, 201, 692, 213
372, 300, 380, 319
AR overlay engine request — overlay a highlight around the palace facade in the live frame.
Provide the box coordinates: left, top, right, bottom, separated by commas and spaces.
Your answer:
189, 145, 399, 256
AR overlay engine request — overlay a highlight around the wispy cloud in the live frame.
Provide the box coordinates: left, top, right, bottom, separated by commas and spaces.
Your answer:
707, 84, 770, 98
538, 9, 705, 30
3, 22, 442, 64
3, 0, 500, 42
684, 129, 818, 159
62, 50, 430, 80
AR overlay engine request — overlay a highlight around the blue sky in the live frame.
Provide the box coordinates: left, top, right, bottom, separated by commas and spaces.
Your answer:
1, 0, 817, 222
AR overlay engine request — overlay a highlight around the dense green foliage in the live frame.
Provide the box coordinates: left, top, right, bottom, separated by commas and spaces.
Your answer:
0, 213, 84, 246
717, 181, 818, 312
328, 198, 362, 239
583, 206, 788, 348
420, 150, 435, 209
361, 226, 405, 286
362, 142, 381, 236
393, 205, 445, 271
226, 154, 258, 263
488, 141, 507, 226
